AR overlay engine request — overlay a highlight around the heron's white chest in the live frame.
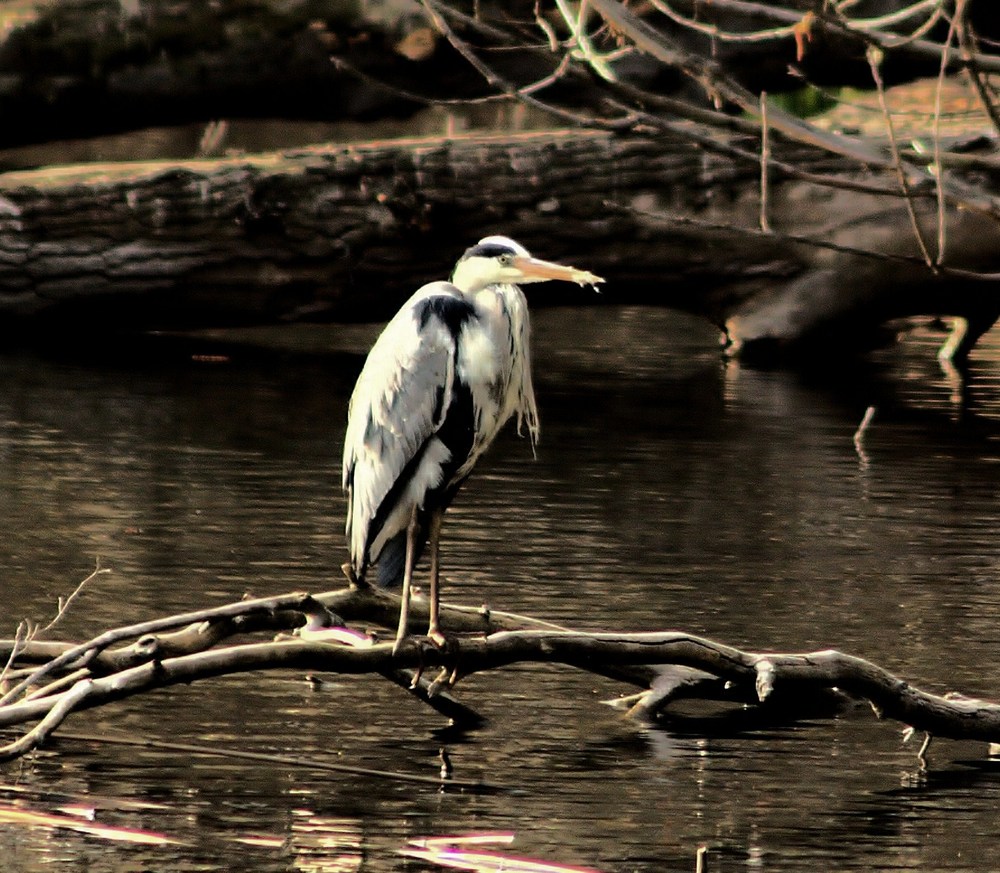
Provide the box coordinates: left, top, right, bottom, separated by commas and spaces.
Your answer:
456, 320, 504, 394
452, 286, 536, 477
456, 317, 508, 462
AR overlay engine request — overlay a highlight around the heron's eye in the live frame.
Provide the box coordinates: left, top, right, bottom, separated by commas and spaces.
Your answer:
498, 253, 514, 266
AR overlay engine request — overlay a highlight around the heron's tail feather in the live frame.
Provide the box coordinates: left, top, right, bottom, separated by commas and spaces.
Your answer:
375, 527, 428, 590
375, 533, 407, 589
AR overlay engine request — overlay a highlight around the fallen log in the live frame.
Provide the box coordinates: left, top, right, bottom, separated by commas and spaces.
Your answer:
2, 124, 999, 362
2, 584, 999, 764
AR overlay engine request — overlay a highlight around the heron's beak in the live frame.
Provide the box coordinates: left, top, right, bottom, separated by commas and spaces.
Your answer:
511, 255, 604, 287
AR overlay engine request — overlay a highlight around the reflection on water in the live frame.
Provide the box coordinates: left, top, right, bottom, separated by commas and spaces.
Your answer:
2, 308, 1000, 871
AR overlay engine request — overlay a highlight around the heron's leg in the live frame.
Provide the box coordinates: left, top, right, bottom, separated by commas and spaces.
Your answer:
427, 508, 446, 647
393, 504, 420, 654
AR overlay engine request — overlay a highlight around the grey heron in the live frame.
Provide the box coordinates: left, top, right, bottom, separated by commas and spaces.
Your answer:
342, 236, 603, 651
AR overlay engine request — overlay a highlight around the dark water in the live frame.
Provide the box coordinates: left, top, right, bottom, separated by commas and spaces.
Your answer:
2, 307, 1000, 871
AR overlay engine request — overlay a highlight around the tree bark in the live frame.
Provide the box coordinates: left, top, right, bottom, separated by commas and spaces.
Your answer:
2, 125, 999, 359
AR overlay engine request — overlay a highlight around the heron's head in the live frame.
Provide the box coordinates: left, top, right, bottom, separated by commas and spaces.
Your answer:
451, 235, 604, 293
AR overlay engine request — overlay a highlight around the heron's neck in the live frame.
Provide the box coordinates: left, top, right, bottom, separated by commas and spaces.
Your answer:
462, 282, 539, 449
452, 277, 491, 295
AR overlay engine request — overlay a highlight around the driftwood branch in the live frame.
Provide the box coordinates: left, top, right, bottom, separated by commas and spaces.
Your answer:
2, 586, 1000, 764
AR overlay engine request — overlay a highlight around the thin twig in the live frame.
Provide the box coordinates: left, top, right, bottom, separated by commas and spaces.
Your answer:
534, 0, 560, 51
651, 0, 942, 47
0, 622, 32, 690
918, 731, 933, 762
957, 14, 1000, 139
866, 44, 937, 271
649, 0, 799, 44
759, 90, 772, 233
419, 0, 636, 130
612, 194, 1000, 281
657, 0, 1000, 72
39, 561, 110, 635
696, 845, 708, 873
2, 562, 110, 692
932, 0, 965, 265
424, 0, 515, 43
607, 200, 925, 266
854, 406, 877, 450
329, 51, 575, 110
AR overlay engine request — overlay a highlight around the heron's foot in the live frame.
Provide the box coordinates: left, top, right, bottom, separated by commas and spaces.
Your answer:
400, 634, 447, 689
426, 666, 453, 698
392, 629, 451, 669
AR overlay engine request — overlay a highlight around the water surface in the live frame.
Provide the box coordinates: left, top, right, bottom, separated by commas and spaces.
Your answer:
1, 307, 1000, 872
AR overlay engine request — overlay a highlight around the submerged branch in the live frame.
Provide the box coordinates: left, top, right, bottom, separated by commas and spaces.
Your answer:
57, 731, 497, 792
2, 587, 1000, 763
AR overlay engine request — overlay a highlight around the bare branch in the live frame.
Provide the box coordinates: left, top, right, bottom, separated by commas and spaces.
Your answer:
958, 16, 1000, 139
931, 0, 966, 265
39, 561, 111, 635
588, 0, 905, 169
3, 587, 1000, 763
655, 0, 1000, 72
419, 0, 638, 130
582, 0, 1000, 223
648, 0, 801, 45
866, 44, 936, 269
0, 591, 328, 707
0, 678, 94, 761
604, 199, 926, 268
0, 622, 33, 691
760, 91, 772, 233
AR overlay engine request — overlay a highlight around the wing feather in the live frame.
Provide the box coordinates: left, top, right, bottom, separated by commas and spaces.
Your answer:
342, 282, 472, 576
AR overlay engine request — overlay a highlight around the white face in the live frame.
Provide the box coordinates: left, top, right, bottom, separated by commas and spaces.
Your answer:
451, 237, 605, 292
452, 253, 519, 291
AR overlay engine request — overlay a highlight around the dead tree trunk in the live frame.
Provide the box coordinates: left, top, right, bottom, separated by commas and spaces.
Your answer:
3, 126, 1000, 360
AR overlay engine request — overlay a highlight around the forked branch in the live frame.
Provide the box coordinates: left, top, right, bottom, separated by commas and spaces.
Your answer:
2, 586, 999, 764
